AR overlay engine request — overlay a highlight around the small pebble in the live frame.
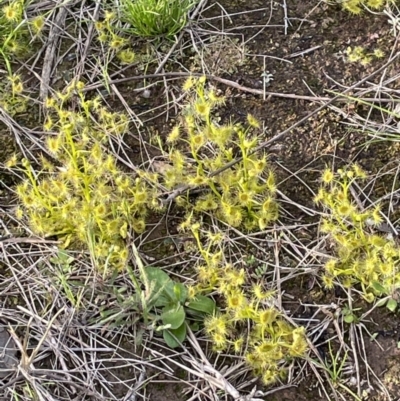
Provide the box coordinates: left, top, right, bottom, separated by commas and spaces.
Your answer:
141, 89, 151, 98
348, 376, 357, 386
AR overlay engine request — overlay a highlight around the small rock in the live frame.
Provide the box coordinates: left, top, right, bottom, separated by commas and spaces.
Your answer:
141, 89, 151, 99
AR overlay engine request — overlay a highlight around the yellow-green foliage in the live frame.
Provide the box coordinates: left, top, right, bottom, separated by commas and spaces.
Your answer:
162, 77, 279, 230
315, 165, 400, 302
12, 81, 161, 271
0, 0, 45, 69
185, 225, 307, 385
340, 0, 389, 13
95, 11, 135, 64
9, 77, 278, 273
346, 46, 384, 65
0, 73, 27, 115
1, 0, 27, 57
119, 0, 193, 38
8, 76, 306, 380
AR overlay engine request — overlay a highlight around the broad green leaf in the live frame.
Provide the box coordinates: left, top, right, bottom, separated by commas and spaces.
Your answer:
144, 266, 172, 290
163, 281, 187, 303
186, 295, 216, 315
386, 298, 398, 312
173, 283, 188, 304
376, 297, 389, 307
343, 314, 354, 324
161, 304, 186, 329
144, 267, 187, 304
371, 281, 386, 294
163, 323, 187, 348
153, 294, 169, 307
185, 308, 208, 320
144, 267, 173, 306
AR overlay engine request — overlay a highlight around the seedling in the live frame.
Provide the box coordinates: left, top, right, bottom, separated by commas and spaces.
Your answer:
342, 305, 361, 324
144, 266, 216, 348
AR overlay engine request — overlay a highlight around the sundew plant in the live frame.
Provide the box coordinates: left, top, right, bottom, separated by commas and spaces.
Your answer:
0, 0, 45, 69
336, 0, 391, 13
0, 73, 27, 115
315, 165, 400, 304
11, 80, 161, 272
158, 76, 279, 231
8, 77, 308, 385
94, 10, 136, 64
1, 0, 27, 60
183, 224, 308, 386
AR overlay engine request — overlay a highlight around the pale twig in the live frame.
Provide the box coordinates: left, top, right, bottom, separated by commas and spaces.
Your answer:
74, 0, 101, 79
40, 1, 71, 100
347, 291, 361, 397
83, 70, 400, 104
281, 0, 289, 35
286, 45, 323, 59
184, 328, 265, 401
273, 229, 282, 309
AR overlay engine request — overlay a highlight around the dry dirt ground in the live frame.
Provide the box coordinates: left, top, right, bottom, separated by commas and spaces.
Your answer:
1, 0, 400, 400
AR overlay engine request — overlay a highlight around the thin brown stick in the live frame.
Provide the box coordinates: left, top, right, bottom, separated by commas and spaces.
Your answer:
0, 237, 60, 245
40, 2, 70, 100
83, 70, 400, 104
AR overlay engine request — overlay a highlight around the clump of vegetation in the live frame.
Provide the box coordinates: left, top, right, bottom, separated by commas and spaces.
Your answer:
95, 11, 136, 64
345, 46, 384, 65
119, 0, 195, 38
141, 77, 306, 382
315, 165, 400, 305
8, 76, 307, 383
9, 80, 161, 272
131, 263, 216, 348
339, 0, 388, 14
0, 73, 27, 115
157, 77, 279, 230
182, 224, 308, 385
8, 76, 278, 273
0, 0, 27, 60
0, 0, 45, 70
